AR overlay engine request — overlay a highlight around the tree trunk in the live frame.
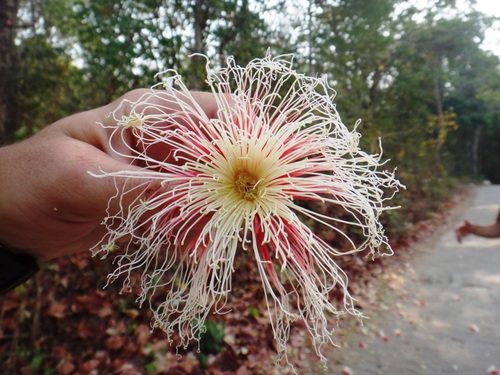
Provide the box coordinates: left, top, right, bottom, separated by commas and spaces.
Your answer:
189, 0, 210, 90
0, 0, 19, 145
306, 0, 315, 76
471, 125, 482, 177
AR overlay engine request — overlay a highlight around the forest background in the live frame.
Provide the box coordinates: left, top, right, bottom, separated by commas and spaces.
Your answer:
0, 0, 499, 374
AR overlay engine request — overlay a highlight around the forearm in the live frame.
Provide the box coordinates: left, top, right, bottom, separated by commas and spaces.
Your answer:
468, 223, 500, 238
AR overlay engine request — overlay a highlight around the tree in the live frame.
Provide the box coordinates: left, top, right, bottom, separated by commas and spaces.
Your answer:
212, 0, 269, 66
0, 0, 20, 144
55, 0, 167, 103
188, 0, 271, 89
444, 49, 500, 181
312, 0, 398, 131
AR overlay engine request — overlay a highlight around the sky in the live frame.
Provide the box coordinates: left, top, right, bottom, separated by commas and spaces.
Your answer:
399, 0, 500, 56
474, 0, 500, 55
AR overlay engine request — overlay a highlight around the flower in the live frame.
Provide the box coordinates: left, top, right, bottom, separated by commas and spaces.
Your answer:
92, 53, 402, 368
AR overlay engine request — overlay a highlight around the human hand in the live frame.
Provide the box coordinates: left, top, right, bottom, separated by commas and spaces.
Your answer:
0, 89, 218, 260
455, 220, 473, 243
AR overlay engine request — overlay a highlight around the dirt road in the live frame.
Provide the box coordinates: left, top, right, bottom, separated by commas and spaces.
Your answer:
321, 184, 500, 375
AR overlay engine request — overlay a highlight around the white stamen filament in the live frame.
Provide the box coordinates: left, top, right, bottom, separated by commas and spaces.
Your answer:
91, 53, 403, 372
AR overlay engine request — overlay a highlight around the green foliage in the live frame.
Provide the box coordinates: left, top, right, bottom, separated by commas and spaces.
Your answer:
247, 306, 259, 319
144, 362, 157, 374
143, 342, 159, 374
29, 352, 44, 371
196, 319, 225, 368
199, 320, 225, 355
16, 35, 83, 138
16, 346, 50, 373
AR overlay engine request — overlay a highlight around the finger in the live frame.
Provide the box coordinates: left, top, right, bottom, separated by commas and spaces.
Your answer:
117, 90, 223, 164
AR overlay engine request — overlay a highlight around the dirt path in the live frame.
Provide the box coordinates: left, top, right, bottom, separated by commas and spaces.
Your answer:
314, 184, 500, 375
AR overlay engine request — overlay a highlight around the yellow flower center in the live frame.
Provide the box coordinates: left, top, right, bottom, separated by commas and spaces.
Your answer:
234, 168, 263, 202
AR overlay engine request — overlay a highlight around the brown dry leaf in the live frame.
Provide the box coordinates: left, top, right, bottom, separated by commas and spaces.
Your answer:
114, 361, 141, 374
178, 353, 199, 374
236, 365, 252, 375
59, 276, 69, 288
76, 321, 94, 340
71, 256, 89, 271
47, 300, 67, 319
58, 359, 75, 375
105, 335, 126, 351
52, 345, 67, 359
79, 359, 100, 372
150, 351, 175, 373
98, 305, 113, 318
122, 308, 140, 319
74, 293, 112, 318
134, 324, 152, 347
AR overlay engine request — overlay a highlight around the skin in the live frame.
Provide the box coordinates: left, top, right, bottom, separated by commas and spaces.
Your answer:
0, 89, 219, 260
455, 209, 500, 243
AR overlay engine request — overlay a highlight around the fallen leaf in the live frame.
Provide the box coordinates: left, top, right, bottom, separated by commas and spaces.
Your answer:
105, 335, 126, 351
122, 308, 139, 319
79, 359, 100, 372
58, 359, 75, 375
134, 324, 151, 347
48, 300, 67, 319
468, 324, 480, 333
